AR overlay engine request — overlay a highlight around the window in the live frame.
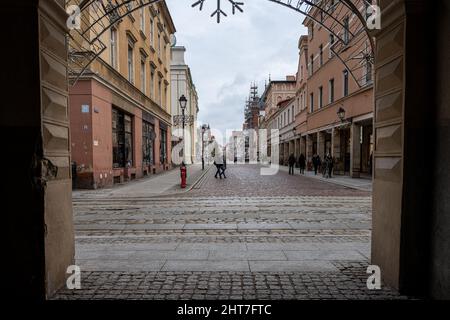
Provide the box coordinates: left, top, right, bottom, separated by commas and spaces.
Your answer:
365, 60, 373, 84
125, 2, 133, 12
288, 109, 290, 124
158, 77, 162, 105
365, 43, 373, 84
127, 43, 134, 84
140, 8, 145, 32
164, 43, 167, 61
160, 128, 167, 164
365, 0, 373, 20
149, 18, 154, 45
309, 54, 314, 75
343, 70, 349, 96
310, 93, 314, 113
309, 23, 314, 39
142, 121, 155, 166
140, 58, 146, 94
329, 0, 336, 13
158, 33, 161, 56
292, 106, 295, 120
329, 34, 335, 58
150, 67, 155, 98
110, 28, 118, 69
319, 86, 323, 108
319, 45, 323, 66
329, 78, 335, 103
343, 17, 350, 45
112, 108, 133, 168
164, 84, 168, 109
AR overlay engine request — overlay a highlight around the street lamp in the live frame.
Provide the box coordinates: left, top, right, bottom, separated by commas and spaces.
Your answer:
337, 106, 346, 122
179, 95, 188, 163
179, 94, 188, 110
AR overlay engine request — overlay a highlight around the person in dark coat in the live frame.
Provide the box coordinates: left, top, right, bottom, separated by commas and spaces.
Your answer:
324, 153, 334, 178
298, 153, 306, 174
288, 153, 296, 175
312, 154, 321, 175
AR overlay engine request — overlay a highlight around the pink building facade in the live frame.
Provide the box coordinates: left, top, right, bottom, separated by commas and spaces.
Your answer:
70, 78, 172, 189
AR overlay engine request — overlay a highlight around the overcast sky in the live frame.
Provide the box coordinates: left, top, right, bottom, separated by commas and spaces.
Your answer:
166, 0, 308, 136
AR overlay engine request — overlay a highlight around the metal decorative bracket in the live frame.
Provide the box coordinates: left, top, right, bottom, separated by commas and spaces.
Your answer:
66, 0, 374, 88
173, 115, 195, 127
192, 0, 244, 23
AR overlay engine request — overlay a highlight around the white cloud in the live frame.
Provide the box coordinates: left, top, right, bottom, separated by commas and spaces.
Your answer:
166, 0, 308, 134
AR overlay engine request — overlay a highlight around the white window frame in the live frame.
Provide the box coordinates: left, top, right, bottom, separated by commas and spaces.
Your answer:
110, 28, 118, 69
140, 8, 145, 32
127, 42, 134, 84
140, 57, 146, 94
329, 78, 335, 103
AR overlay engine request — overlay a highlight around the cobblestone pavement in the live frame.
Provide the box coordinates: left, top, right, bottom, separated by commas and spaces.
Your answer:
53, 165, 408, 300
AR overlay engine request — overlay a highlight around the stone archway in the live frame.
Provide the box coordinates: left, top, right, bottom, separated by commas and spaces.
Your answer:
371, 0, 449, 298
3, 0, 449, 299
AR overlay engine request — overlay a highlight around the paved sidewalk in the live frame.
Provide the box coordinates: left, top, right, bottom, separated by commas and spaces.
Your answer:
73, 164, 212, 199
278, 165, 372, 192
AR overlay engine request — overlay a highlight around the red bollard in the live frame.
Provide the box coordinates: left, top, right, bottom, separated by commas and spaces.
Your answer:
180, 164, 187, 188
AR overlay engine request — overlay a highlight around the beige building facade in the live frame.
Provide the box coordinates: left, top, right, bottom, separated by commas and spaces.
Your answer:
171, 46, 199, 165
69, 1, 176, 188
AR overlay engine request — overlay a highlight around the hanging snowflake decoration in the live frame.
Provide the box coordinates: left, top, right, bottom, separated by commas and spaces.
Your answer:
192, 0, 244, 23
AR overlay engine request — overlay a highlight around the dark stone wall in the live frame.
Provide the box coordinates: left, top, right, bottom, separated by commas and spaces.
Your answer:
430, 0, 450, 300
0, 1, 46, 300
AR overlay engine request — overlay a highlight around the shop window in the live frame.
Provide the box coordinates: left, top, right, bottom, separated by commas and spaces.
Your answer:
142, 121, 155, 166
160, 128, 167, 164
112, 108, 133, 168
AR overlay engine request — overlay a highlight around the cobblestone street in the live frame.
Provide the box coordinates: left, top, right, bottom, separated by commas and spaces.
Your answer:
53, 165, 407, 300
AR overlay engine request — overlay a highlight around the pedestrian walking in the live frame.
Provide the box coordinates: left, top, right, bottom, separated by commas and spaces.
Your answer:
313, 154, 321, 175
324, 153, 334, 178
214, 149, 226, 179
288, 153, 296, 175
221, 152, 227, 179
299, 153, 306, 174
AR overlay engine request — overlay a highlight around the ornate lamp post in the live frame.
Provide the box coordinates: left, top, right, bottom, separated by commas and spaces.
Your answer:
176, 94, 193, 164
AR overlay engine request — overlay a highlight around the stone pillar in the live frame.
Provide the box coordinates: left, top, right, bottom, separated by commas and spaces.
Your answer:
350, 123, 361, 178
318, 131, 326, 159
299, 136, 305, 157
3, 0, 74, 299
302, 136, 307, 156
293, 139, 297, 160
279, 143, 283, 165
332, 128, 342, 175
306, 134, 313, 169
371, 0, 449, 298
284, 142, 289, 165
